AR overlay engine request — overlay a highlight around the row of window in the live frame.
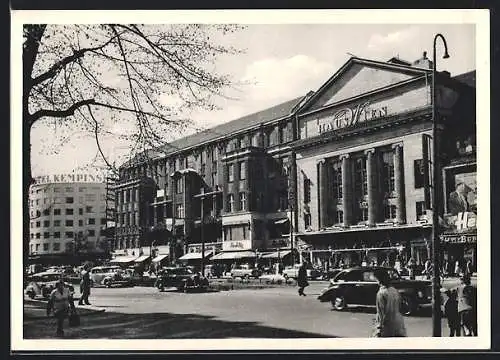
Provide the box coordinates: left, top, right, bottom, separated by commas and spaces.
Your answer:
303, 202, 427, 228
31, 186, 102, 194
30, 218, 106, 228
30, 206, 97, 218
226, 192, 247, 212
30, 229, 101, 239
30, 194, 103, 206
227, 162, 246, 183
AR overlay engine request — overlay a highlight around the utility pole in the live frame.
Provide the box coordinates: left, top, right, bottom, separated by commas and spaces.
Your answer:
200, 188, 205, 276
431, 33, 450, 337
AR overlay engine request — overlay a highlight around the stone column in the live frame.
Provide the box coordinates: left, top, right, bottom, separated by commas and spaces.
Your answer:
365, 148, 377, 227
340, 154, 352, 227
317, 159, 328, 228
393, 143, 406, 224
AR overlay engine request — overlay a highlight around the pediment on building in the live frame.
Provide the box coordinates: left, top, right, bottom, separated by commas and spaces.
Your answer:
298, 57, 431, 114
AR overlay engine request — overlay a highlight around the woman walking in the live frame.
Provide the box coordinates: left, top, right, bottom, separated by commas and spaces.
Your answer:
46, 278, 76, 337
372, 268, 407, 337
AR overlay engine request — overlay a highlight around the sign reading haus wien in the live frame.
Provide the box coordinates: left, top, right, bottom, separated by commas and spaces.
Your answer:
317, 101, 388, 134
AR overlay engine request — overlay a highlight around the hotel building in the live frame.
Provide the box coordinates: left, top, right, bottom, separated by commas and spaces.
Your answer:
28, 175, 112, 264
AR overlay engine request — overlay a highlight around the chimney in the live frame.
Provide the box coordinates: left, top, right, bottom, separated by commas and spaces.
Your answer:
412, 51, 433, 70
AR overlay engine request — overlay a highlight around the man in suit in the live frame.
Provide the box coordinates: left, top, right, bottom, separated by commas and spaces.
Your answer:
448, 182, 471, 215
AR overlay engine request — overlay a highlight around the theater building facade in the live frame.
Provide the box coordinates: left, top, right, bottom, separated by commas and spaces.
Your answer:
114, 53, 476, 271
291, 56, 476, 270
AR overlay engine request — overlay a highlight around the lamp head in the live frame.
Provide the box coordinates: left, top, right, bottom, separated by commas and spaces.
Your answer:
443, 50, 450, 59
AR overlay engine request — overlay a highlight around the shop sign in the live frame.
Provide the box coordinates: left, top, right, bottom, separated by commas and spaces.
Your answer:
269, 238, 291, 248
317, 101, 388, 134
440, 233, 477, 244
443, 212, 477, 231
222, 239, 252, 251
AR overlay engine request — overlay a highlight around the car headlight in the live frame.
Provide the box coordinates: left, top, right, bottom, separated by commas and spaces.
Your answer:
417, 291, 424, 298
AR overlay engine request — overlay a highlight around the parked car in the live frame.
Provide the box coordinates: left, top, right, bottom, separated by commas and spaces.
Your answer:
25, 272, 75, 299
317, 266, 432, 315
282, 264, 322, 280
155, 267, 209, 292
89, 266, 124, 287
204, 264, 224, 279
230, 264, 262, 279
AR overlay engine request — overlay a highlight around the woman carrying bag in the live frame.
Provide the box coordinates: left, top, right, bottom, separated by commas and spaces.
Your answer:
46, 278, 78, 337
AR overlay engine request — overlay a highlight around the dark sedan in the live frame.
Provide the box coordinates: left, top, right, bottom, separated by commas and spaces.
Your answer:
317, 266, 432, 315
155, 267, 209, 292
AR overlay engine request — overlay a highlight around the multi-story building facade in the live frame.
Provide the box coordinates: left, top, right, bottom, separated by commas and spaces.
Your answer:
28, 174, 112, 264
114, 52, 476, 270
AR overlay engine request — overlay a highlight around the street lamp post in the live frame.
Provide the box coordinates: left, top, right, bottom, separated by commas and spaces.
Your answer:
431, 33, 450, 337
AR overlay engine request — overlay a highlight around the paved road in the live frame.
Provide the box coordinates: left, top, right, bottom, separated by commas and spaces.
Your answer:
24, 280, 457, 339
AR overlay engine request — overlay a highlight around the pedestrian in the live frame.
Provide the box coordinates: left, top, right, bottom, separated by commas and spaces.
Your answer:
407, 258, 416, 280
457, 274, 477, 336
424, 259, 432, 280
372, 268, 407, 337
297, 262, 309, 297
455, 260, 461, 277
444, 289, 461, 336
46, 278, 76, 337
466, 259, 474, 277
79, 264, 92, 305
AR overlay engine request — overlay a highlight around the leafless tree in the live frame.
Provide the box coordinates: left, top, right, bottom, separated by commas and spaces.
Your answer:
23, 23, 244, 263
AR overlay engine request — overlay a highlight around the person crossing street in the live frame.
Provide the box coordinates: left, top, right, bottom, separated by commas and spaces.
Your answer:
79, 264, 92, 306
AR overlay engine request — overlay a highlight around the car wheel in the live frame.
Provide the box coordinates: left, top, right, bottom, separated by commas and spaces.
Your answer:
27, 291, 35, 299
400, 295, 416, 316
283, 274, 289, 280
332, 296, 348, 311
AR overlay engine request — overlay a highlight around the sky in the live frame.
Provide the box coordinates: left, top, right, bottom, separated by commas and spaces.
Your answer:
28, 20, 477, 177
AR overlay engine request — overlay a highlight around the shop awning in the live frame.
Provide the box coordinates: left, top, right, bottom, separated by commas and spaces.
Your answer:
178, 250, 213, 261
151, 254, 169, 263
109, 256, 138, 264
211, 250, 256, 260
262, 250, 292, 259
134, 255, 151, 263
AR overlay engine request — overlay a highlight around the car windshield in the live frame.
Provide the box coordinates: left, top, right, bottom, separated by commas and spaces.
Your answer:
40, 274, 62, 282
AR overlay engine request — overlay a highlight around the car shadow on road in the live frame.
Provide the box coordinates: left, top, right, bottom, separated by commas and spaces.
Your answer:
24, 310, 337, 339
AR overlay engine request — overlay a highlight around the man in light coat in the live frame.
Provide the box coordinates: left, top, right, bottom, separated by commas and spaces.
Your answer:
372, 268, 407, 337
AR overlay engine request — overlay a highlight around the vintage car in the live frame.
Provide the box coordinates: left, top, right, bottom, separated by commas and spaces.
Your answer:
317, 266, 432, 316
89, 266, 132, 287
230, 264, 262, 279
155, 267, 209, 292
320, 268, 343, 281
25, 272, 75, 299
203, 264, 224, 279
282, 264, 322, 280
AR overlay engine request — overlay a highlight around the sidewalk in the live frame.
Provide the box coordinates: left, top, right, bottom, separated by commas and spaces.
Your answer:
24, 298, 106, 320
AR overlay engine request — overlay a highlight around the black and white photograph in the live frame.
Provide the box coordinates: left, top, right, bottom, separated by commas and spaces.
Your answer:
11, 9, 490, 352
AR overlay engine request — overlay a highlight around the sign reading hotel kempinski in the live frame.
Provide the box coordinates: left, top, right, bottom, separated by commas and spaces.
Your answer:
34, 173, 106, 184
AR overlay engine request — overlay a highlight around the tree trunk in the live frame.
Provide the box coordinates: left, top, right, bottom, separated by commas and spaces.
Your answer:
23, 112, 32, 267
22, 25, 46, 268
